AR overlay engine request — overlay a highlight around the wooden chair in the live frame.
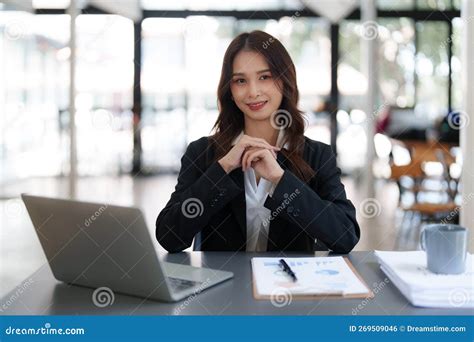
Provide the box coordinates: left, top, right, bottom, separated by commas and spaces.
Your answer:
389, 156, 459, 223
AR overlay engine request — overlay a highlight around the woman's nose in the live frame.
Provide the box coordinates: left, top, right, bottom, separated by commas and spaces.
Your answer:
247, 81, 261, 99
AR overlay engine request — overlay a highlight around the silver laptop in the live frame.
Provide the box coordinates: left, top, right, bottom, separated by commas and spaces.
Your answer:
21, 194, 233, 302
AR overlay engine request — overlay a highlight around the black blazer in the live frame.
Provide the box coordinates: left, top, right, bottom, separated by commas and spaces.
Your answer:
156, 136, 360, 253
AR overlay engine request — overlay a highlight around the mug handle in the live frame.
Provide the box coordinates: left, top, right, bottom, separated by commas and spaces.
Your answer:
420, 229, 427, 251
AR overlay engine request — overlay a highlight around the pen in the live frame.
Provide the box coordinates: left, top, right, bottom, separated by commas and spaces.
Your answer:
279, 259, 297, 282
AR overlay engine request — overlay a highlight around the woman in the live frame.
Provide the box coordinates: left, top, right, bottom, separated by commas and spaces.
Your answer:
156, 30, 360, 253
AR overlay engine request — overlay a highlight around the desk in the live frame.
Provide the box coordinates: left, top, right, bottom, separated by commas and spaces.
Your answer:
1, 252, 471, 316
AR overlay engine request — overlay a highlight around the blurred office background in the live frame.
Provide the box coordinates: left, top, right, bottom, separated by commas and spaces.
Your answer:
1, 0, 473, 296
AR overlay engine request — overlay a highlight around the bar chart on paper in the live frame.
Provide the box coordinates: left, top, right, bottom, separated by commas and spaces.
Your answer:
251, 257, 373, 299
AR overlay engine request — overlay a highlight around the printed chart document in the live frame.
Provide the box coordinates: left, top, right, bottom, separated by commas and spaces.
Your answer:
251, 257, 372, 299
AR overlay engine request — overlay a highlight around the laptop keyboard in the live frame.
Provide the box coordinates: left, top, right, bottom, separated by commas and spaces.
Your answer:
167, 277, 202, 292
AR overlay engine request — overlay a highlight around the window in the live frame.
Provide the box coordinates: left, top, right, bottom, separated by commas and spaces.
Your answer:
415, 21, 449, 119
0, 12, 67, 182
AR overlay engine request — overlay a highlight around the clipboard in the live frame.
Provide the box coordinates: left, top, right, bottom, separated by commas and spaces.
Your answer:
252, 257, 374, 300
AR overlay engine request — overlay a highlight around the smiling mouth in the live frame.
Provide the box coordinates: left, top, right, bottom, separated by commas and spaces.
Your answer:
247, 101, 268, 111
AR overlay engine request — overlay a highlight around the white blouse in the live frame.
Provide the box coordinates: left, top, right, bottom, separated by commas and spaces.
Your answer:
231, 130, 287, 252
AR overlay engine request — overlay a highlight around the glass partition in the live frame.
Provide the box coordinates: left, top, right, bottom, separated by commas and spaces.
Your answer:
0, 12, 134, 188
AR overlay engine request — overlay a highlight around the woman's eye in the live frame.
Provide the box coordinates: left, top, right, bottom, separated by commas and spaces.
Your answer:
260, 75, 272, 80
233, 78, 246, 84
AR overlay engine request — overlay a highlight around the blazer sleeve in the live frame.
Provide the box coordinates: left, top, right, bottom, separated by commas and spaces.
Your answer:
264, 144, 360, 253
156, 140, 242, 252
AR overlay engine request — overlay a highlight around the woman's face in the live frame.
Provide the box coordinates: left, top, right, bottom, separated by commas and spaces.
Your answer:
230, 50, 283, 124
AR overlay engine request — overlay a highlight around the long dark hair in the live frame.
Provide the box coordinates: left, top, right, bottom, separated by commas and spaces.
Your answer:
210, 30, 315, 183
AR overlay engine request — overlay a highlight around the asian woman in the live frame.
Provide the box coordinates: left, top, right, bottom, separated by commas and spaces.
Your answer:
156, 30, 360, 253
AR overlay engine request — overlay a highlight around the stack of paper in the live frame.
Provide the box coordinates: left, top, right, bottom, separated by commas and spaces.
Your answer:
252, 257, 372, 298
375, 251, 474, 308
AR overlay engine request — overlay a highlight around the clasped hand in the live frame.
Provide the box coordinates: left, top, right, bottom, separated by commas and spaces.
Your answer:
218, 134, 284, 184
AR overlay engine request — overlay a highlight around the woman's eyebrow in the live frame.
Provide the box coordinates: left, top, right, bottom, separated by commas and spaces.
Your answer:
231, 69, 271, 77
